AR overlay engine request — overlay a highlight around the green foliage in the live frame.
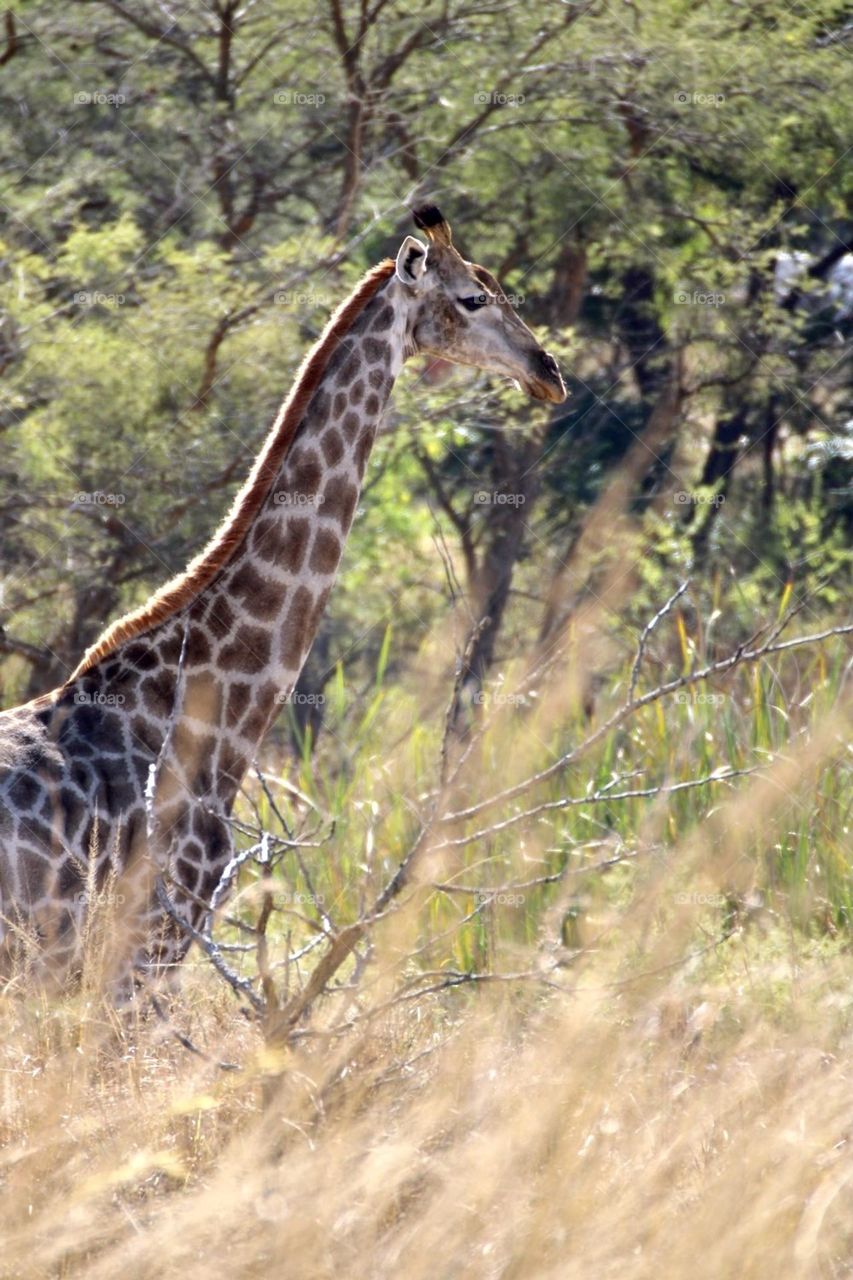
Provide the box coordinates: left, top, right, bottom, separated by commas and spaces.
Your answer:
0, 0, 850, 934
221, 616, 853, 968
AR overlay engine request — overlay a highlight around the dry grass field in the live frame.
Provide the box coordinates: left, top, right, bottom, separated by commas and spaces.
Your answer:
1, 590, 851, 1280
1, 3, 851, 1276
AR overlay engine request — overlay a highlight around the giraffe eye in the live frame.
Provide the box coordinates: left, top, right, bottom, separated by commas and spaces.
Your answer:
459, 293, 488, 312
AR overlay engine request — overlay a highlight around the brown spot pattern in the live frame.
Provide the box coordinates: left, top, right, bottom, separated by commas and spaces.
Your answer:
309, 527, 342, 575
280, 585, 314, 668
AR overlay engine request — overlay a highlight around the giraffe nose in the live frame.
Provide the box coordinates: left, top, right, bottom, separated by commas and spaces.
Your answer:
538, 350, 561, 380
526, 347, 567, 403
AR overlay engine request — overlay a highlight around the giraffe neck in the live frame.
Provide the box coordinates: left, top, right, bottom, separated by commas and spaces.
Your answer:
108, 273, 411, 816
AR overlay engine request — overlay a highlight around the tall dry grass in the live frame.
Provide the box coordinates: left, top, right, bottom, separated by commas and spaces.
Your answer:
1, 475, 851, 1278
1, 657, 850, 1277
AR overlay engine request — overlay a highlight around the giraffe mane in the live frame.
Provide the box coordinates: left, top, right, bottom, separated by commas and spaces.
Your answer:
66, 257, 396, 684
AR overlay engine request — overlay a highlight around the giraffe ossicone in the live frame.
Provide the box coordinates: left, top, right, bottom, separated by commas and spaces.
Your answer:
0, 206, 566, 985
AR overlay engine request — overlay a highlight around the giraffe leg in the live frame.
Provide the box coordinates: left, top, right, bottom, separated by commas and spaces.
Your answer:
131, 807, 236, 988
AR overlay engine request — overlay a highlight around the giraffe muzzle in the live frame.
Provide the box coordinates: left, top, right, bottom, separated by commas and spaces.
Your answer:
524, 349, 567, 404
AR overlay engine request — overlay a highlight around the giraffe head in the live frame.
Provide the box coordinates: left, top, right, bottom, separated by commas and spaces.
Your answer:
394, 205, 567, 404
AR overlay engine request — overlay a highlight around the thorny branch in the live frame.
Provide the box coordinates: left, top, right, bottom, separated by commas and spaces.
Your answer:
443, 620, 853, 825
629, 578, 690, 701
166, 603, 852, 1050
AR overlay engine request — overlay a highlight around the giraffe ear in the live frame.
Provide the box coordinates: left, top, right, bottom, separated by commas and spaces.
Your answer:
395, 235, 429, 287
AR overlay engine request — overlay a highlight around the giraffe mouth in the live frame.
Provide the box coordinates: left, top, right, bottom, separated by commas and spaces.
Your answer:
521, 349, 567, 404
525, 376, 568, 404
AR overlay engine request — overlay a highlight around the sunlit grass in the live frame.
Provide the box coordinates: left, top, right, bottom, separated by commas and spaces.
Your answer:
1, 578, 850, 1278
227, 608, 852, 978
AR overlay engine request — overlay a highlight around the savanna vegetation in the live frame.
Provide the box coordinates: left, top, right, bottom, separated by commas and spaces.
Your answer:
0, 1, 851, 1276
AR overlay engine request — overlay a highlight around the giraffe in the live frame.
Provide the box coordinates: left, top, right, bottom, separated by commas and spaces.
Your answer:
0, 206, 566, 986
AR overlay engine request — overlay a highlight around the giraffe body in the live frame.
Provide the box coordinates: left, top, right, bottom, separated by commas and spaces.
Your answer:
0, 208, 565, 984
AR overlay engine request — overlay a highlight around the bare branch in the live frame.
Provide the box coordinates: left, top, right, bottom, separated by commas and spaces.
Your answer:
629, 578, 690, 701
444, 622, 853, 826
432, 767, 760, 853
86, 0, 218, 88
0, 11, 17, 66
155, 877, 264, 1013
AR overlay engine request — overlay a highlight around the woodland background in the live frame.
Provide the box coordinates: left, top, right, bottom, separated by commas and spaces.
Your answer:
0, 0, 849, 721
1, 3, 853, 1277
